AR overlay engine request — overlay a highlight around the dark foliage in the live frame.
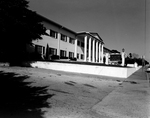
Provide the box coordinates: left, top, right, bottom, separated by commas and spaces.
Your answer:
51, 55, 60, 60
60, 56, 69, 59
125, 57, 149, 66
45, 44, 50, 60
0, 0, 47, 63
0, 71, 54, 118
69, 57, 77, 61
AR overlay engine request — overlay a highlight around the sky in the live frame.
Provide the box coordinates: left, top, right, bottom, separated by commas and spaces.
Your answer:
28, 0, 146, 57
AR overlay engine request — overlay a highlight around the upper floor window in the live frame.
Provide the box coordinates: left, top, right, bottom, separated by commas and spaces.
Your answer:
50, 30, 57, 39
69, 37, 75, 44
61, 34, 67, 42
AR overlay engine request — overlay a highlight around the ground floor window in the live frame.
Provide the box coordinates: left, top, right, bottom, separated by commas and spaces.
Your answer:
49, 48, 57, 55
60, 50, 67, 57
77, 41, 80, 46
43, 47, 45, 55
77, 53, 79, 59
81, 42, 84, 47
69, 52, 74, 58
81, 54, 84, 60
35, 45, 43, 54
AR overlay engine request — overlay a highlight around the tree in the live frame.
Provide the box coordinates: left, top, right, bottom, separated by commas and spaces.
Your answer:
129, 53, 132, 58
46, 43, 50, 60
0, 0, 47, 62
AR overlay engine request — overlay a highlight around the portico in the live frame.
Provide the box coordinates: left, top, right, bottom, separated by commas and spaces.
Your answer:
76, 32, 104, 63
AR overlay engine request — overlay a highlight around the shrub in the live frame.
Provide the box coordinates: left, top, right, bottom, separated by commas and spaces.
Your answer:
69, 57, 77, 61
60, 56, 69, 59
51, 55, 60, 60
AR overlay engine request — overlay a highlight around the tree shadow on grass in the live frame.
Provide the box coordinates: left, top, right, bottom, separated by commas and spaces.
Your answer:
0, 71, 54, 118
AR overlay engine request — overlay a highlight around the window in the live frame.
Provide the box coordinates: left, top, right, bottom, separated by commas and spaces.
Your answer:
35, 45, 42, 54
77, 53, 79, 59
49, 48, 57, 55
50, 30, 57, 39
81, 42, 84, 47
43, 47, 45, 55
81, 54, 84, 60
69, 52, 74, 58
87, 45, 89, 49
61, 34, 67, 42
60, 50, 67, 57
77, 40, 80, 46
69, 37, 75, 44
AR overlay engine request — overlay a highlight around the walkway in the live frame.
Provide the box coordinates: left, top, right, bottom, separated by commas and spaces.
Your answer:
93, 67, 150, 118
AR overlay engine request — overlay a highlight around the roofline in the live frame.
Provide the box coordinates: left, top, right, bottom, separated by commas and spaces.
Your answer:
37, 14, 77, 35
104, 47, 113, 52
90, 32, 103, 40
37, 14, 104, 44
76, 31, 104, 44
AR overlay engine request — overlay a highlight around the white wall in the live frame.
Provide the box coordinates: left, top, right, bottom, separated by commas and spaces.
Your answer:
31, 61, 141, 78
32, 20, 84, 59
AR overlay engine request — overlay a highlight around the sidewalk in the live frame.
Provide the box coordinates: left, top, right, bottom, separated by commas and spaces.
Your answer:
92, 67, 150, 118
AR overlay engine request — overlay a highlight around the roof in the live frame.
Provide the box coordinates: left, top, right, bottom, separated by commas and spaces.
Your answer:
111, 50, 120, 53
90, 32, 103, 41
37, 14, 77, 35
37, 14, 104, 44
76, 31, 104, 44
104, 47, 113, 53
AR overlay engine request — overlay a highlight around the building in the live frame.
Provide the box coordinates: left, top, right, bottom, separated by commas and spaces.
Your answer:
103, 47, 113, 55
32, 15, 105, 63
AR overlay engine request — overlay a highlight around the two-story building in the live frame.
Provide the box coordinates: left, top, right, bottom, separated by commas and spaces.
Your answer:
32, 15, 105, 63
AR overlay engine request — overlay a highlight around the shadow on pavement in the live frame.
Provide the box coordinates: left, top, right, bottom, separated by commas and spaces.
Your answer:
0, 71, 54, 118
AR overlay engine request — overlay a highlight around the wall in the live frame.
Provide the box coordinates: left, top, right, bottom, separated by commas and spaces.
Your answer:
32, 20, 84, 59
31, 61, 141, 78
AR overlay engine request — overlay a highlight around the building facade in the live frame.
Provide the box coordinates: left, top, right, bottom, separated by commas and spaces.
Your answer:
32, 15, 105, 63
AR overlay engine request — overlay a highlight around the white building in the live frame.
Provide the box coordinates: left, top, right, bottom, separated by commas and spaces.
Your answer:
32, 15, 104, 63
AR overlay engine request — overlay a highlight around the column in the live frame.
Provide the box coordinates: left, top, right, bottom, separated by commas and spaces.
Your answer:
96, 41, 98, 62
74, 38, 77, 58
99, 42, 101, 63
84, 36, 87, 62
88, 37, 91, 62
57, 33, 61, 56
101, 44, 104, 63
92, 39, 95, 62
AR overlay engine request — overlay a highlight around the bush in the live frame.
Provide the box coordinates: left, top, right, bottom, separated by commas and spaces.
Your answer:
29, 52, 44, 61
125, 58, 149, 66
51, 55, 60, 60
69, 57, 77, 61
60, 56, 69, 59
